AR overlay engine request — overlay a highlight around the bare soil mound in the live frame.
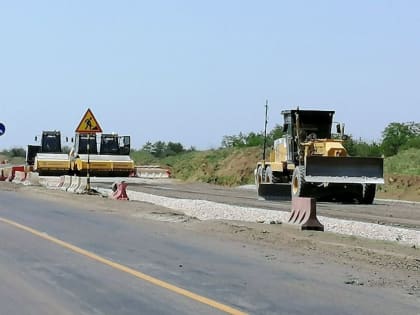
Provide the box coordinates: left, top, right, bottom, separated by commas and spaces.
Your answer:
377, 174, 420, 202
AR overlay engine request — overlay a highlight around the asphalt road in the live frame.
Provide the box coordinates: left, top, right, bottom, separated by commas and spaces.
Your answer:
0, 190, 418, 314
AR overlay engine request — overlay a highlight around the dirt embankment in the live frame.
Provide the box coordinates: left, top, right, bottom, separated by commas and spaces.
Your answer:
377, 175, 420, 202
187, 148, 420, 202
208, 151, 420, 202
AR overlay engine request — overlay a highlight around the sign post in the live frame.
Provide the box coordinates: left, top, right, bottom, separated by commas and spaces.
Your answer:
87, 133, 91, 189
75, 109, 103, 192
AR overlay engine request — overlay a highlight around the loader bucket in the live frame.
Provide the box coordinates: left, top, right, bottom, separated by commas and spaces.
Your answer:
257, 183, 291, 201
305, 156, 384, 184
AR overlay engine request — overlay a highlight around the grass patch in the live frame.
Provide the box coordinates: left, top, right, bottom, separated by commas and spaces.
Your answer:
0, 154, 25, 165
130, 150, 158, 165
384, 148, 420, 175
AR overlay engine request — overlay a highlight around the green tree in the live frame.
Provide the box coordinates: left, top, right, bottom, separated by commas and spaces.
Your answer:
140, 140, 188, 158
343, 136, 383, 157
267, 124, 284, 146
142, 141, 153, 153
150, 141, 166, 157
381, 122, 419, 156
10, 147, 26, 157
221, 125, 283, 148
167, 142, 185, 154
245, 132, 264, 147
401, 136, 420, 150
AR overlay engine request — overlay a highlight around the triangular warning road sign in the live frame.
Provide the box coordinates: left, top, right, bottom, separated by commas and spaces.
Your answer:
75, 108, 103, 133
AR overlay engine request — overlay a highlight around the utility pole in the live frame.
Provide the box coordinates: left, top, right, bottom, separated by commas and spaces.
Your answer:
262, 100, 268, 162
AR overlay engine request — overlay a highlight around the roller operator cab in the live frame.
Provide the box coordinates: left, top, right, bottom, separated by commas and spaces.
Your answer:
74, 133, 98, 155
100, 134, 131, 155
255, 109, 384, 204
30, 131, 71, 176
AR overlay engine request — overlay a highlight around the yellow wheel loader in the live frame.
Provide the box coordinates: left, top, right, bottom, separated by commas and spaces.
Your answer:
255, 109, 384, 203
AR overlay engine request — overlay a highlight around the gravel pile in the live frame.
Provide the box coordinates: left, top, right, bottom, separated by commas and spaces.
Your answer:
119, 189, 420, 247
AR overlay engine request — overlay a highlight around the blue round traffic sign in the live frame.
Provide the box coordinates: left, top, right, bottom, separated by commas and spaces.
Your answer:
0, 123, 5, 136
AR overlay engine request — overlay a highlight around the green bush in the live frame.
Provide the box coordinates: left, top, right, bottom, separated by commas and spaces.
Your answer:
381, 122, 420, 157
1, 147, 26, 158
130, 149, 158, 165
221, 124, 284, 148
384, 148, 420, 175
140, 141, 191, 158
343, 137, 382, 157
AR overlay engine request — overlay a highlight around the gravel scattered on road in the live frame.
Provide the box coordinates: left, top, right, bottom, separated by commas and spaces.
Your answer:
97, 188, 420, 247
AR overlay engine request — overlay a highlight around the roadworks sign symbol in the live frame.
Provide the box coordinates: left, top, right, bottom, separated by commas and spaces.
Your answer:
75, 108, 103, 133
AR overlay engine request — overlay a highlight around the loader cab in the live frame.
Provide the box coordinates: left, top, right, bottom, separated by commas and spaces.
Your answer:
74, 134, 98, 155
281, 110, 335, 163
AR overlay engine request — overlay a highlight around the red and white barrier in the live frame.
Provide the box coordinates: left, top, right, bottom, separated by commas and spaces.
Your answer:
7, 166, 25, 181
111, 181, 129, 200
76, 177, 88, 194
23, 172, 40, 186
67, 176, 81, 193
61, 176, 73, 191
12, 171, 26, 184
0, 166, 11, 181
135, 166, 171, 178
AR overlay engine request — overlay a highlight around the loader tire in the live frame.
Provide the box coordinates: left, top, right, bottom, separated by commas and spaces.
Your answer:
264, 166, 273, 184
291, 166, 307, 198
255, 166, 262, 187
361, 184, 376, 204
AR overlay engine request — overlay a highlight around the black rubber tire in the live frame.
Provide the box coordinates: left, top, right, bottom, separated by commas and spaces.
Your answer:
255, 165, 262, 187
264, 166, 273, 184
291, 166, 307, 198
361, 184, 376, 204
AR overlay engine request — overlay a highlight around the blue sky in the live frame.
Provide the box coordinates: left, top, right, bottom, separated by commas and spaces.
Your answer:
0, 1, 419, 150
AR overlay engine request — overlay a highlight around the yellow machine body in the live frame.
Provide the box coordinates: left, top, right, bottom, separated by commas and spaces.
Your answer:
30, 131, 71, 176
72, 154, 134, 176
255, 109, 384, 203
35, 154, 70, 174
70, 133, 135, 177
